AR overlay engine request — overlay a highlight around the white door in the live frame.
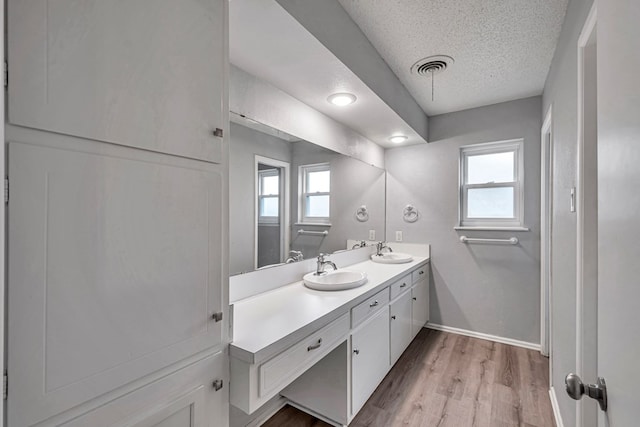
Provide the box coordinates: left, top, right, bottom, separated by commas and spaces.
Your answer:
596, 0, 640, 424
7, 0, 225, 163
7, 142, 225, 426
411, 279, 429, 338
566, 1, 640, 424
389, 290, 412, 366
351, 307, 390, 416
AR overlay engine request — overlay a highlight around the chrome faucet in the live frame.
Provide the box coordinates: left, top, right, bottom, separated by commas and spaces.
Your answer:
315, 253, 337, 275
285, 250, 304, 263
375, 241, 393, 256
352, 240, 367, 249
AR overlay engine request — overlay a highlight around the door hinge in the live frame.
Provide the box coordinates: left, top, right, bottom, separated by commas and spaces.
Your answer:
4, 61, 7, 89
212, 379, 223, 391
211, 312, 223, 322
4, 371, 7, 400
213, 128, 224, 138
4, 177, 8, 204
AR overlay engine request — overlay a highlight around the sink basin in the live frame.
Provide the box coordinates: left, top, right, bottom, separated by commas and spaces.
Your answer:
370, 252, 414, 264
303, 269, 368, 291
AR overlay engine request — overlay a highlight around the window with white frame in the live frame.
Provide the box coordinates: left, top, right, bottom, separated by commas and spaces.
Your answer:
258, 168, 280, 224
459, 139, 524, 227
299, 163, 331, 224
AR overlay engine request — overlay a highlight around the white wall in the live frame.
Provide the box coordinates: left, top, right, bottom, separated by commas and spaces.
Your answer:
385, 96, 542, 345
541, 0, 594, 424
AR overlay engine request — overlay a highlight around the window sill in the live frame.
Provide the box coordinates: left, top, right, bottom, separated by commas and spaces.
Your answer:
454, 226, 530, 231
294, 222, 332, 227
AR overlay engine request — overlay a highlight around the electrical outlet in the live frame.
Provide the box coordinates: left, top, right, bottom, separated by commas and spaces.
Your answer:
369, 230, 376, 240
395, 231, 403, 242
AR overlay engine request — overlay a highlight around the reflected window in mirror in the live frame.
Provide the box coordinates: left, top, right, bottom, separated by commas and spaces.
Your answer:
258, 168, 280, 224
300, 163, 331, 224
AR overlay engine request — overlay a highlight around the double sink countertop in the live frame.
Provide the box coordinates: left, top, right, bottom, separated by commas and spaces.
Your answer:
231, 256, 429, 365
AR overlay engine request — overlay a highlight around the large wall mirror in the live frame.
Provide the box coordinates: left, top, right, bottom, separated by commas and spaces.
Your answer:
230, 114, 386, 275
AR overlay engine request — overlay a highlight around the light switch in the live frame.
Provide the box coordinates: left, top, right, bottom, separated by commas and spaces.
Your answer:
369, 230, 376, 240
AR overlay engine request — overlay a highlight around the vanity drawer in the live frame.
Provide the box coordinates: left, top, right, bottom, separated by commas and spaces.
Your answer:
412, 265, 428, 283
351, 287, 390, 328
390, 274, 411, 300
259, 313, 349, 397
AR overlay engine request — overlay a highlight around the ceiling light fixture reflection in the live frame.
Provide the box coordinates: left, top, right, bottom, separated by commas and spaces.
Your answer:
327, 93, 357, 106
389, 135, 408, 144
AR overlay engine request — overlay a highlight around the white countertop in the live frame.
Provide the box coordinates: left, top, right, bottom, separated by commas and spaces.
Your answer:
231, 256, 429, 364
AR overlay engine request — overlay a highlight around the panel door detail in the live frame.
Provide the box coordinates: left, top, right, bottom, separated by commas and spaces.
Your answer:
389, 291, 413, 366
351, 306, 390, 416
60, 351, 228, 427
8, 0, 225, 163
411, 279, 430, 338
7, 142, 224, 427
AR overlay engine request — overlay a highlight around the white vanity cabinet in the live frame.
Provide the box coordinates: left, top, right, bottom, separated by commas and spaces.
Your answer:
350, 306, 390, 416
231, 259, 431, 426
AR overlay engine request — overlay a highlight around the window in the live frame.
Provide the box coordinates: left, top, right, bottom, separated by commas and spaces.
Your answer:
459, 139, 524, 228
258, 168, 280, 224
300, 163, 330, 224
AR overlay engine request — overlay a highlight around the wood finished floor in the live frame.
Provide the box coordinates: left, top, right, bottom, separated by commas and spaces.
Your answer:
262, 329, 555, 427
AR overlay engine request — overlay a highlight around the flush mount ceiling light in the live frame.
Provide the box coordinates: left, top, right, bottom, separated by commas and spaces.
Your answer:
389, 135, 408, 144
327, 92, 357, 106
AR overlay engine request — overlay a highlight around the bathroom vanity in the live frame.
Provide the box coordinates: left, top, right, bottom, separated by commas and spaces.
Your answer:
230, 248, 430, 426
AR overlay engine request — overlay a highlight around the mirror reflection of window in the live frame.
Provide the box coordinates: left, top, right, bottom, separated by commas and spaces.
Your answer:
300, 163, 331, 224
258, 168, 280, 223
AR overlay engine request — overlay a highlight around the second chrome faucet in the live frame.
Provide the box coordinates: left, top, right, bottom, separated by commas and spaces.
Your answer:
315, 253, 337, 275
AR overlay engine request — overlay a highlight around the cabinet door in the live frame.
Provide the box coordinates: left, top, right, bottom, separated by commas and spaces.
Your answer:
389, 291, 413, 366
61, 351, 228, 427
411, 280, 430, 338
351, 306, 389, 416
7, 142, 225, 427
8, 0, 225, 163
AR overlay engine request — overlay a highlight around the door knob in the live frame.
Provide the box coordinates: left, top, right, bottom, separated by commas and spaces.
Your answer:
565, 373, 608, 411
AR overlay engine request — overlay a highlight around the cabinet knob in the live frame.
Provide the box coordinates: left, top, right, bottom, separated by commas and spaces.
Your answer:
353, 349, 360, 355
400, 283, 407, 288
369, 300, 379, 308
391, 315, 396, 320
212, 379, 224, 391
412, 297, 417, 301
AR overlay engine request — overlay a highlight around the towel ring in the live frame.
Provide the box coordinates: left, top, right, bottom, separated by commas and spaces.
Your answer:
355, 205, 369, 222
403, 204, 419, 223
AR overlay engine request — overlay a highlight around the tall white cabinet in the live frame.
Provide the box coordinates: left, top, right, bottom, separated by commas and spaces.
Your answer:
6, 1, 229, 426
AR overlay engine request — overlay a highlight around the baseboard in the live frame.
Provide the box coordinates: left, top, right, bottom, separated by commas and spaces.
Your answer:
425, 323, 542, 351
244, 396, 288, 427
549, 386, 565, 427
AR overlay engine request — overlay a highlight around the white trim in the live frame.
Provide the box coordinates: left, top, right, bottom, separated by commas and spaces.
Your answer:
549, 387, 565, 427
541, 104, 553, 361
458, 139, 525, 228
425, 323, 541, 351
576, 5, 597, 427
0, 1, 5, 424
254, 156, 290, 270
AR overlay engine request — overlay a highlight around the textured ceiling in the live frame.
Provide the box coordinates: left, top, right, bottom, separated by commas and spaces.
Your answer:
337, 0, 569, 115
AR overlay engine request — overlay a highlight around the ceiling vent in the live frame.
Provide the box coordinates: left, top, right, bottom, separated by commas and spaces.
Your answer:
410, 55, 454, 76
